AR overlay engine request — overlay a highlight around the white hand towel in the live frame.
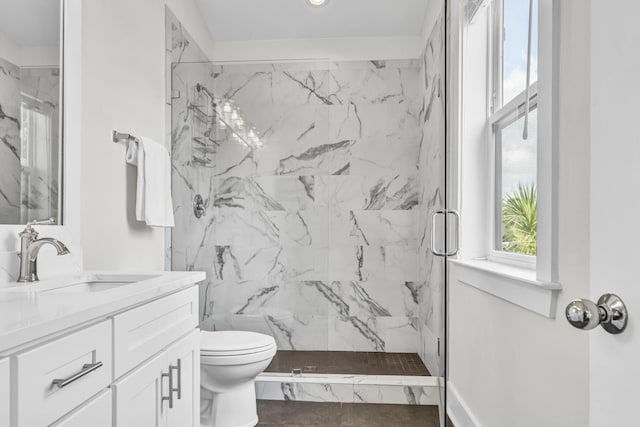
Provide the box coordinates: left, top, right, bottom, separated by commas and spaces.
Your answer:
125, 137, 175, 227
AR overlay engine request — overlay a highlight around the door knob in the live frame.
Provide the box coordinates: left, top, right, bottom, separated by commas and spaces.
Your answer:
565, 294, 628, 334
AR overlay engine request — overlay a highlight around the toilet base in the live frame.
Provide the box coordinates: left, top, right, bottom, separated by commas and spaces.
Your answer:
200, 381, 259, 427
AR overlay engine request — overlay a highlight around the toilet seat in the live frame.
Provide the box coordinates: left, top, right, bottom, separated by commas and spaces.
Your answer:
201, 330, 276, 357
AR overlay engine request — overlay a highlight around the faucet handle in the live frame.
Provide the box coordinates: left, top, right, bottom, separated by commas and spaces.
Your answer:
20, 218, 54, 240
27, 218, 56, 227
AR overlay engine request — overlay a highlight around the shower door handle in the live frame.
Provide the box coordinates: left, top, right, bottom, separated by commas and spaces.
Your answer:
446, 210, 460, 256
430, 210, 460, 257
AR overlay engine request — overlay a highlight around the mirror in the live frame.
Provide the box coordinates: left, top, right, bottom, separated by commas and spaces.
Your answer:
0, 0, 62, 225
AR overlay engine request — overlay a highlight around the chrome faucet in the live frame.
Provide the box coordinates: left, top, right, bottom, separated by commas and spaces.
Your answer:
17, 218, 70, 283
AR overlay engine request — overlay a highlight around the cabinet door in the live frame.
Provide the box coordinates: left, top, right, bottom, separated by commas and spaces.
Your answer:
0, 358, 9, 427
167, 330, 200, 427
51, 389, 112, 427
113, 351, 168, 427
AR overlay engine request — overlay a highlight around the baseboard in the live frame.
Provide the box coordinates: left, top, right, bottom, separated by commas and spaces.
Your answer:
447, 382, 482, 427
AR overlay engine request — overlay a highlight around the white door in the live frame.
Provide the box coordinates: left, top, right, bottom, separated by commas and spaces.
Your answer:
113, 352, 168, 427
588, 0, 640, 424
51, 390, 112, 427
166, 330, 200, 427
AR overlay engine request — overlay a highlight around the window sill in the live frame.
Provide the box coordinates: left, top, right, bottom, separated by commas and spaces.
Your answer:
449, 258, 562, 318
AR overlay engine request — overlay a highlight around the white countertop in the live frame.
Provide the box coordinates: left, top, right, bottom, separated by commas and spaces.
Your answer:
0, 271, 205, 353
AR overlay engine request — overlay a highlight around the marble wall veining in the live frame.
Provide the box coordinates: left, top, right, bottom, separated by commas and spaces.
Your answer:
171, 59, 425, 354
0, 56, 60, 225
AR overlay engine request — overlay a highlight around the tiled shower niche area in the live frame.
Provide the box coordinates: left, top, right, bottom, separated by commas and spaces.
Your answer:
169, 12, 445, 407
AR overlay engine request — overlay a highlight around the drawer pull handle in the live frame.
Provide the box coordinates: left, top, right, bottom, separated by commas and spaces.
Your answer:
51, 362, 103, 389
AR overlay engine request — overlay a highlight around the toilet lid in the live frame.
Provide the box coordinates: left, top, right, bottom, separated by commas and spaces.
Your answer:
201, 330, 276, 355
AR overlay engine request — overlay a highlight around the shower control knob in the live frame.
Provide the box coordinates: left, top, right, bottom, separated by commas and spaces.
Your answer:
565, 294, 628, 334
193, 194, 206, 219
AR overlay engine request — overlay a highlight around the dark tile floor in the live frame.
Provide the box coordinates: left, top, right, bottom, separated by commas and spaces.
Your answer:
265, 351, 431, 376
257, 400, 444, 427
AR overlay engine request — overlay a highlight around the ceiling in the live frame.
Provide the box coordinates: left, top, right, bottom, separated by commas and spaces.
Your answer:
0, 0, 60, 47
195, 0, 430, 42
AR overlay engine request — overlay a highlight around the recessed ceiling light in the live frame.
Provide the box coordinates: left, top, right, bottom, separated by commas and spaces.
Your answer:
307, 0, 329, 7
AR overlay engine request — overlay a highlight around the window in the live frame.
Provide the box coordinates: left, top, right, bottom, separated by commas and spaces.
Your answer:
451, 0, 559, 316
489, 0, 538, 262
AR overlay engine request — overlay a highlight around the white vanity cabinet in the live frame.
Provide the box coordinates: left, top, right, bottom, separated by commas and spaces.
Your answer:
0, 280, 202, 427
0, 358, 9, 426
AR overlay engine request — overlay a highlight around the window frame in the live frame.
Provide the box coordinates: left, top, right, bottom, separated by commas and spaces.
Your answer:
487, 0, 538, 267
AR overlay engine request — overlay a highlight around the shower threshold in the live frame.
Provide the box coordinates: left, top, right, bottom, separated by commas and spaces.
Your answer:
266, 350, 431, 376
257, 351, 440, 406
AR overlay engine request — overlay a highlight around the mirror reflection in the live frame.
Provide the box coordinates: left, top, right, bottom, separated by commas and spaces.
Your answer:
0, 0, 62, 225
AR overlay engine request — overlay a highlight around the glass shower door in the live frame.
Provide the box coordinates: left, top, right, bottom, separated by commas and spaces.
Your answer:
417, 0, 449, 424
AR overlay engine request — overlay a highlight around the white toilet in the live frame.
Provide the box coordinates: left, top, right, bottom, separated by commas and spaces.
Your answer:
200, 330, 277, 427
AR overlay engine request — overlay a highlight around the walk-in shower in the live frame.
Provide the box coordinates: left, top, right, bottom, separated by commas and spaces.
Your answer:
167, 1, 448, 423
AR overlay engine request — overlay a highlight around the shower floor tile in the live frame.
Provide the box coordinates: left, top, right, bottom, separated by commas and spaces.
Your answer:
265, 351, 431, 376
257, 400, 447, 426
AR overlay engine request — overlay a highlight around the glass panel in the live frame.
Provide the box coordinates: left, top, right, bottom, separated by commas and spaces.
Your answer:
496, 107, 538, 255
171, 60, 332, 353
418, 0, 447, 423
502, 0, 538, 106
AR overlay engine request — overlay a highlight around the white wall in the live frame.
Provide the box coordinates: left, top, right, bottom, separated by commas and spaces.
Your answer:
20, 47, 59, 67
0, 30, 58, 67
0, 31, 21, 66
448, 1, 590, 426
210, 0, 444, 62
81, 0, 213, 270
211, 36, 424, 62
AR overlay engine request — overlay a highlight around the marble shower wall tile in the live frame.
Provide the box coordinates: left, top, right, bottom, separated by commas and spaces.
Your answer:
211, 313, 330, 351
171, 59, 426, 353
326, 280, 420, 318
329, 174, 418, 211
328, 315, 420, 353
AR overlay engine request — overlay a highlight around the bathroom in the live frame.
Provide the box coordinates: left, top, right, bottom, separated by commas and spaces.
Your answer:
0, 0, 637, 426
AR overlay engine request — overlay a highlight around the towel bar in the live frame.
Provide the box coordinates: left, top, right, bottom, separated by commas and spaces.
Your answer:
112, 130, 139, 143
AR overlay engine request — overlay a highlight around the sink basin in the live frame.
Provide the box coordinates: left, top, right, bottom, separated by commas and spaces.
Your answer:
8, 273, 160, 293
43, 280, 133, 293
